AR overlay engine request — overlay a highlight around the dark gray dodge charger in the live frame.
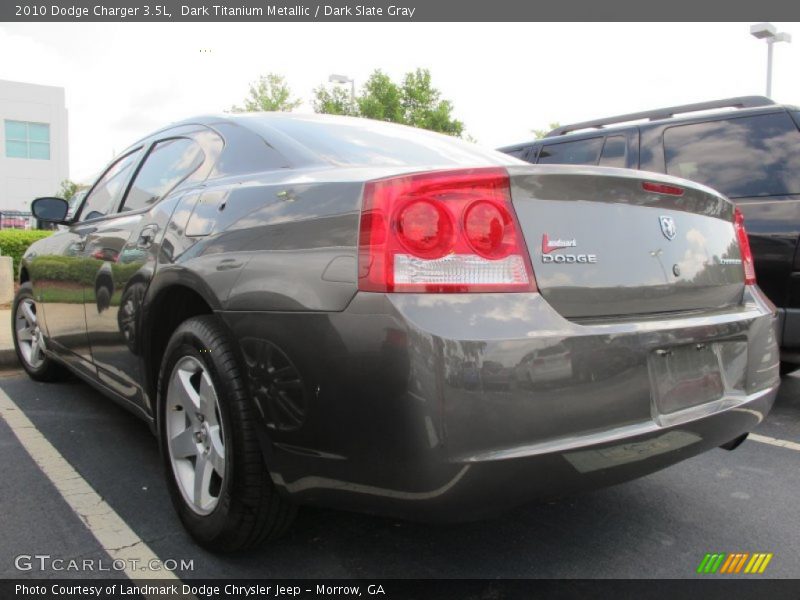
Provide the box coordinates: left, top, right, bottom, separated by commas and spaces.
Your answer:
15, 113, 780, 551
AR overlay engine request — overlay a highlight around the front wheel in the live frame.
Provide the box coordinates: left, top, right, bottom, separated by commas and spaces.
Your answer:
12, 283, 67, 382
158, 315, 296, 551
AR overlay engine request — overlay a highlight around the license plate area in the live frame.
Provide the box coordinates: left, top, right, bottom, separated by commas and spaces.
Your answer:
649, 343, 727, 415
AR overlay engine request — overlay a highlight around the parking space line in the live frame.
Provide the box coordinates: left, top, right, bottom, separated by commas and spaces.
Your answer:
0, 387, 178, 582
749, 432, 800, 452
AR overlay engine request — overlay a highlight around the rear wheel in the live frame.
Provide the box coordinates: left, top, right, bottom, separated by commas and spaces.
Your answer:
158, 315, 296, 551
12, 283, 67, 382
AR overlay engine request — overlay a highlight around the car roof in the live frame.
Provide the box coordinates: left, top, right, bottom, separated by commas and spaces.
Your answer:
143, 111, 445, 140
500, 97, 800, 150
123, 111, 520, 173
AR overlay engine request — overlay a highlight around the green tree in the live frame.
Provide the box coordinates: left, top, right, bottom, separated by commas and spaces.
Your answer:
400, 69, 463, 136
55, 179, 85, 201
358, 70, 403, 122
531, 122, 561, 139
313, 68, 464, 137
230, 73, 302, 113
311, 85, 358, 116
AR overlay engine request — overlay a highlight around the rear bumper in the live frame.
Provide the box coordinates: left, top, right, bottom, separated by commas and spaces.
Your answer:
219, 285, 780, 520
272, 386, 776, 520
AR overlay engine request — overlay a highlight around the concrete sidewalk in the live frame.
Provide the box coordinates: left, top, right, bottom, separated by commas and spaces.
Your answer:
0, 309, 18, 368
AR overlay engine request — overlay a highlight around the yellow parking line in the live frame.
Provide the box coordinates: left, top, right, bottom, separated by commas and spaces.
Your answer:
749, 433, 800, 452
0, 387, 179, 583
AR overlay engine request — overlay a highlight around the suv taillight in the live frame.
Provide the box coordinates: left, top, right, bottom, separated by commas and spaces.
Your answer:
734, 207, 756, 285
358, 168, 536, 293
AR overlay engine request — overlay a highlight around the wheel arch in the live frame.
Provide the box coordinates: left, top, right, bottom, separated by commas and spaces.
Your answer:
141, 268, 223, 422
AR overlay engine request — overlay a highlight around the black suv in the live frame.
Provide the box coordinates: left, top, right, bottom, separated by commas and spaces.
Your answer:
500, 96, 800, 370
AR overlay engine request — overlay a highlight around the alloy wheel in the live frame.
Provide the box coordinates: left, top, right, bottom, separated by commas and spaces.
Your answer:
166, 355, 226, 515
15, 298, 46, 369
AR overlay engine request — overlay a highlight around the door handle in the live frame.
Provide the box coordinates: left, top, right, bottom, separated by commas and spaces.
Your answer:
137, 225, 159, 249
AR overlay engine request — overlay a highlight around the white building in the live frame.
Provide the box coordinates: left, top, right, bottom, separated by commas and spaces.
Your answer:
0, 79, 69, 213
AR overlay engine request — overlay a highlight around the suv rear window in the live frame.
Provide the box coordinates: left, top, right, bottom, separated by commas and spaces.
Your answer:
537, 137, 603, 165
664, 112, 800, 198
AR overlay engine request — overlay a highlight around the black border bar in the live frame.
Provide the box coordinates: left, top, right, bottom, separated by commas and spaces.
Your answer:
4, 579, 800, 600
2, 0, 800, 22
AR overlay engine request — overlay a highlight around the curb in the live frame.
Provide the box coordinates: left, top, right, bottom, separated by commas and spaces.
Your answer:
0, 348, 19, 369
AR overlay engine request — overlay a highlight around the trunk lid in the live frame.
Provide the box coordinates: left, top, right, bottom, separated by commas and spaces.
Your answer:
508, 165, 745, 319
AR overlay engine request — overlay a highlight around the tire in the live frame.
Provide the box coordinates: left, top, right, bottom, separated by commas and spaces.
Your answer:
12, 282, 68, 382
158, 315, 296, 551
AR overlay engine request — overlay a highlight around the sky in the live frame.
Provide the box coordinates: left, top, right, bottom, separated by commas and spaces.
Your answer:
0, 21, 798, 182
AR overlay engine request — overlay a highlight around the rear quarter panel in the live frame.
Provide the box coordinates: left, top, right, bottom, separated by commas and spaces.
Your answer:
162, 166, 434, 312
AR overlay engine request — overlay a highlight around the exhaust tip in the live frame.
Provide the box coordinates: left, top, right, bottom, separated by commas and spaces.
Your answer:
720, 433, 749, 451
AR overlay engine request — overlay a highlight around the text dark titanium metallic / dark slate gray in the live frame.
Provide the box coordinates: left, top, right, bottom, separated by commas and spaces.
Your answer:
15, 113, 780, 551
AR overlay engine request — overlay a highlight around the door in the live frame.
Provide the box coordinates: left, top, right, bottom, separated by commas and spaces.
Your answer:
83, 137, 207, 408
38, 148, 142, 374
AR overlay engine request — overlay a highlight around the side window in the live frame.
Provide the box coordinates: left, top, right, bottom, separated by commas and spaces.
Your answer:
664, 112, 800, 198
537, 137, 603, 165
505, 147, 530, 160
80, 150, 141, 221
599, 136, 627, 168
121, 138, 205, 213
66, 190, 86, 220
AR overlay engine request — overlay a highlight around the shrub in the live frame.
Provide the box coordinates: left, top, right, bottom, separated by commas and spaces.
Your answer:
0, 230, 53, 276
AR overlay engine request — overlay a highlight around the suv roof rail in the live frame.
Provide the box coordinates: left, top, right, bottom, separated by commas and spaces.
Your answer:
545, 96, 777, 137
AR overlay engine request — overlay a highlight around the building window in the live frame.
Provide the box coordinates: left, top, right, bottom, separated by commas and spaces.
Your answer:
4, 120, 50, 160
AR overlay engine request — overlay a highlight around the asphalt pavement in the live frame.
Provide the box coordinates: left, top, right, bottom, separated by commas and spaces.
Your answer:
0, 368, 798, 580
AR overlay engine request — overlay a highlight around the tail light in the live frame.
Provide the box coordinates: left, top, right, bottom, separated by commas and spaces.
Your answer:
358, 168, 536, 293
734, 207, 756, 285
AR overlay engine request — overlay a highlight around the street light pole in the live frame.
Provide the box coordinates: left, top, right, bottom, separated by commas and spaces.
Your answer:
750, 23, 791, 98
766, 39, 774, 98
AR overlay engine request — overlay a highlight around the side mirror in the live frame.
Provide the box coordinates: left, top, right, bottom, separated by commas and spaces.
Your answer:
32, 197, 70, 223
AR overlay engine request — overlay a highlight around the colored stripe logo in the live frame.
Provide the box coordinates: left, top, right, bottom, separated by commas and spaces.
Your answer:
697, 552, 773, 574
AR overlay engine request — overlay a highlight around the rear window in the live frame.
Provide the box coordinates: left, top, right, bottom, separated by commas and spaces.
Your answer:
664, 112, 800, 198
246, 115, 518, 168
537, 137, 603, 165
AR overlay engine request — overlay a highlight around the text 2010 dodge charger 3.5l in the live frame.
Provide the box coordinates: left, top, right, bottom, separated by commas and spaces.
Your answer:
15, 114, 779, 551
